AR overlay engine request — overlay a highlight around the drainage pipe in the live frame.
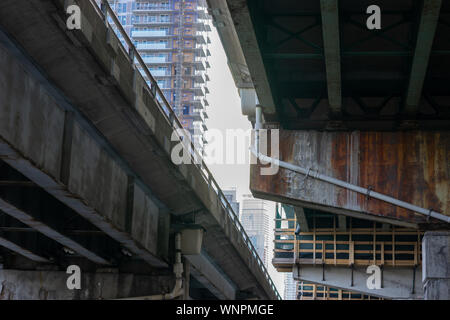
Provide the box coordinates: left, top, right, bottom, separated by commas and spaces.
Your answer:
252, 149, 450, 224
255, 105, 263, 154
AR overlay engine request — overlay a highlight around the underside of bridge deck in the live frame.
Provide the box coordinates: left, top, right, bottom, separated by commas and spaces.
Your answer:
225, 0, 450, 131
0, 0, 280, 300
209, 0, 450, 229
209, 0, 450, 299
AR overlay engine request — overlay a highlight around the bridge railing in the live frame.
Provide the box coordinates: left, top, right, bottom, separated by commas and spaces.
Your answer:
89, 0, 281, 300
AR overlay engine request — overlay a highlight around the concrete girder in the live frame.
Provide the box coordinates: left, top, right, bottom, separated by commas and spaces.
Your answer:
0, 196, 109, 265
320, 0, 342, 116
222, 0, 276, 115
294, 207, 309, 232
0, 139, 165, 267
185, 254, 236, 300
293, 264, 423, 300
0, 236, 50, 263
404, 0, 442, 115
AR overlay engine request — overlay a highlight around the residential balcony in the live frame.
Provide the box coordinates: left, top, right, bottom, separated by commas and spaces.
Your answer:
141, 56, 168, 64
132, 30, 169, 38
190, 109, 205, 122
191, 97, 205, 109
194, 47, 206, 57
132, 6, 174, 13
148, 69, 170, 77
136, 42, 170, 50
192, 85, 204, 97
188, 59, 206, 71
192, 123, 206, 135
197, 10, 209, 20
195, 33, 206, 44
192, 71, 205, 83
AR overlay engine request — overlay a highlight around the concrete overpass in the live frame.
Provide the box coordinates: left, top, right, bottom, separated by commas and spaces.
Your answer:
209, 0, 450, 299
0, 0, 281, 300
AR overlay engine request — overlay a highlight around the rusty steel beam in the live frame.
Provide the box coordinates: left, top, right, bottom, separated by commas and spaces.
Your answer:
320, 0, 342, 116
0, 235, 50, 263
404, 0, 442, 115
250, 130, 450, 228
254, 150, 449, 223
0, 197, 110, 265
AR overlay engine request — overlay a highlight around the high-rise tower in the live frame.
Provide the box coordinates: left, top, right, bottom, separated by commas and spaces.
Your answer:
105, 0, 211, 154
240, 195, 270, 267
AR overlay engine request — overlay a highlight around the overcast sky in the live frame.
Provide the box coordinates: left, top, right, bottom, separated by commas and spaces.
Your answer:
205, 26, 285, 296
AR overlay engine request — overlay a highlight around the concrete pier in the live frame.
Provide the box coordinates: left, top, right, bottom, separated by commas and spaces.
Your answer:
422, 231, 450, 300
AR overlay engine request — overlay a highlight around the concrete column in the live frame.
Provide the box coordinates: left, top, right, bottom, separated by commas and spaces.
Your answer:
184, 259, 190, 300
422, 231, 450, 300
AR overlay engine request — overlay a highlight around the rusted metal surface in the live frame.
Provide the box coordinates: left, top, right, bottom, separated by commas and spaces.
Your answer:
251, 130, 449, 228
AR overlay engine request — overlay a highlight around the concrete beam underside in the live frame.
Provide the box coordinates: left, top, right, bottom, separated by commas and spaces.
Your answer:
320, 0, 342, 115
293, 264, 423, 300
404, 0, 442, 115
185, 254, 236, 300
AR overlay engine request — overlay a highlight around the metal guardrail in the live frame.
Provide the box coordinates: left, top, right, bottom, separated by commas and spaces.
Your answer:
89, 0, 281, 300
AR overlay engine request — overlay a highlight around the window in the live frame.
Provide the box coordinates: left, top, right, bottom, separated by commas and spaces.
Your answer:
183, 106, 190, 115
117, 3, 127, 13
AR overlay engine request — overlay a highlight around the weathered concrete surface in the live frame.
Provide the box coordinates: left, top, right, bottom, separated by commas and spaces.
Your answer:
0, 269, 174, 300
252, 130, 450, 229
185, 254, 236, 300
293, 264, 423, 300
0, 38, 167, 267
422, 231, 450, 299
0, 0, 279, 299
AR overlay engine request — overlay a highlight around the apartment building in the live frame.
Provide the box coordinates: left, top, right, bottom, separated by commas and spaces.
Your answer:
105, 0, 211, 154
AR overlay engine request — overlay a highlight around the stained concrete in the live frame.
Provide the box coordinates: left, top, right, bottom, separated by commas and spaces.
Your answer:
422, 231, 450, 299
293, 264, 423, 300
0, 269, 174, 300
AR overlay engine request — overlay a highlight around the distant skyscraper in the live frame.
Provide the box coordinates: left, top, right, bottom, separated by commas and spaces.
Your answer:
240, 195, 270, 267
284, 273, 297, 300
104, 0, 212, 154
223, 188, 240, 218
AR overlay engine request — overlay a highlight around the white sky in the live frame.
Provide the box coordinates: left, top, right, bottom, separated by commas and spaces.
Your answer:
205, 26, 285, 296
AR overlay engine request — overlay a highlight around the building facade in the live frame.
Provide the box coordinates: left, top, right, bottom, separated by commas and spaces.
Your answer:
223, 188, 240, 218
240, 195, 270, 267
105, 0, 211, 154
284, 273, 297, 300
